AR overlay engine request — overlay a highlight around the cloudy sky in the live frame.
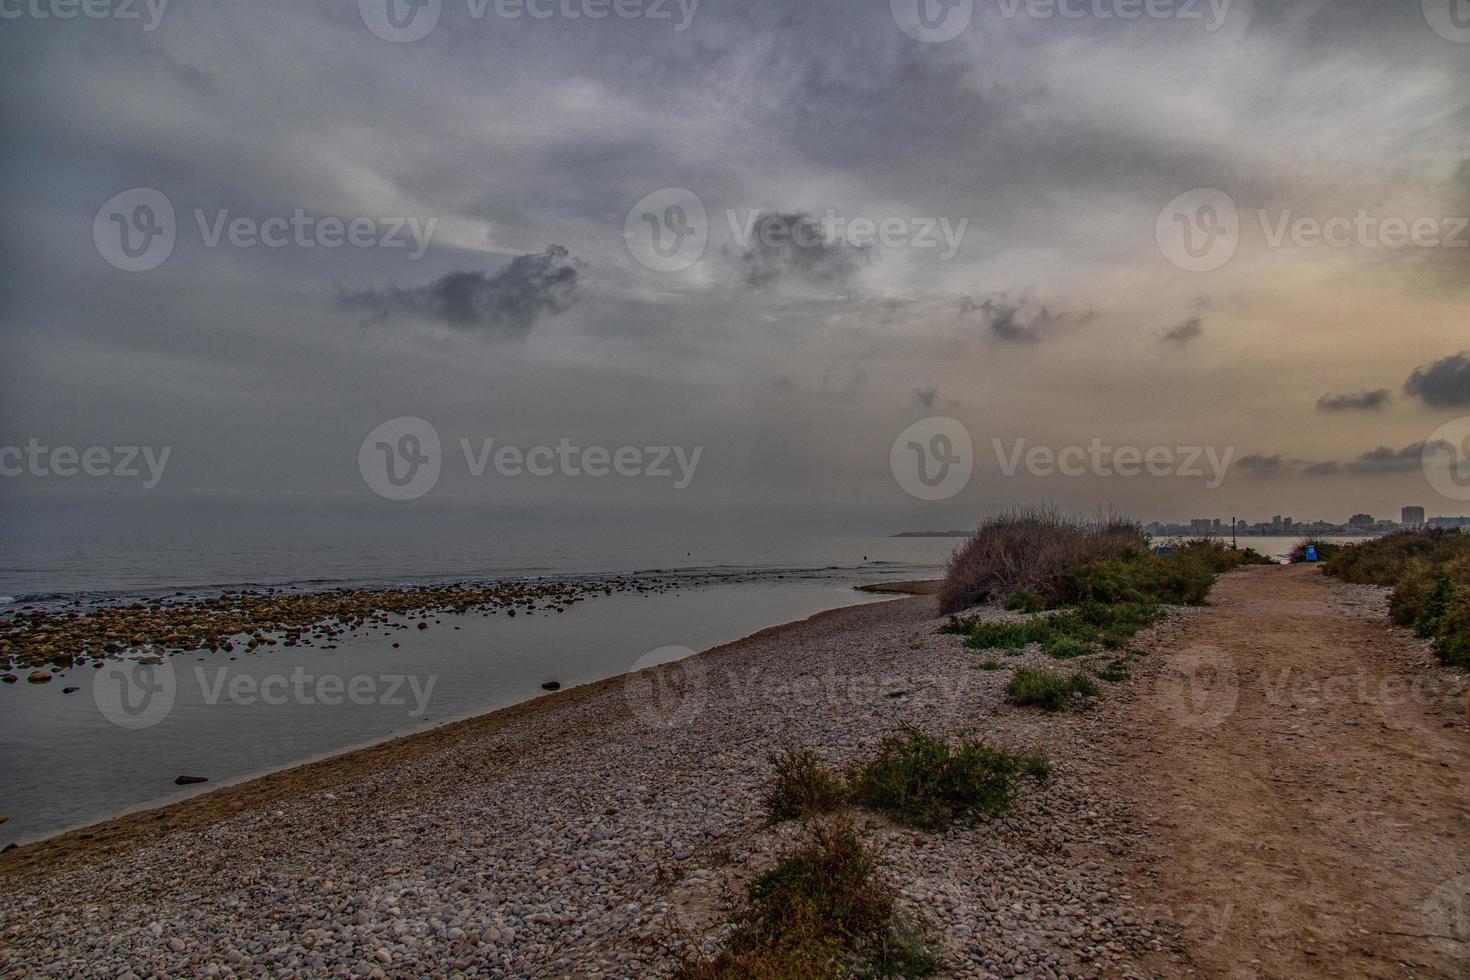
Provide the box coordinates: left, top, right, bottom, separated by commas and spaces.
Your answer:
1, 0, 1468, 536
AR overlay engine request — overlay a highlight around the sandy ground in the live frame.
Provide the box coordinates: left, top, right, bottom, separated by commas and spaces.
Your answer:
1119, 564, 1470, 978
1, 564, 1466, 978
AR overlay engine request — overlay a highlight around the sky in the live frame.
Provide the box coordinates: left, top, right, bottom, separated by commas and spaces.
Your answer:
1, 0, 1469, 537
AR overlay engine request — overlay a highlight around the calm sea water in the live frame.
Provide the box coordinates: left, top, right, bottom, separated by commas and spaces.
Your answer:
0, 494, 956, 601
0, 497, 962, 843
0, 493, 1361, 845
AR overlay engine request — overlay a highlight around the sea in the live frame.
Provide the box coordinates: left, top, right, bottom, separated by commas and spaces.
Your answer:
0, 495, 1358, 844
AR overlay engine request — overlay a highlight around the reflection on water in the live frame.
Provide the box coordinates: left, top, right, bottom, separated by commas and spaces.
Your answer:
0, 574, 915, 844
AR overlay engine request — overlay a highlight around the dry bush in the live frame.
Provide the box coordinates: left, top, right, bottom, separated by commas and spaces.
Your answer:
937, 506, 1146, 614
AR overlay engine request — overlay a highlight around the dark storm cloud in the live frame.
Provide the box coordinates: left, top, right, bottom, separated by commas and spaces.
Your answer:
737, 212, 868, 289
1159, 316, 1203, 345
960, 295, 1088, 344
2, 0, 1468, 516
1404, 353, 1470, 408
1338, 442, 1442, 475
338, 246, 582, 338
1245, 442, 1452, 478
1237, 454, 1285, 476
1316, 389, 1390, 412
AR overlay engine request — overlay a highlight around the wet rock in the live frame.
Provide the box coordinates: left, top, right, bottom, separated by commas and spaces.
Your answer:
26, 671, 52, 684
174, 775, 209, 786
541, 681, 561, 691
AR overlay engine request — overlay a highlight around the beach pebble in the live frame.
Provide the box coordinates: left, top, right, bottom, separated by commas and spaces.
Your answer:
0, 595, 1174, 977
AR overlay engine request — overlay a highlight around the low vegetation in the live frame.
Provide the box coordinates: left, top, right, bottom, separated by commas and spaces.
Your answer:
1322, 529, 1470, 668
1092, 657, 1131, 683
761, 730, 1050, 832
937, 506, 1147, 614
848, 729, 1049, 831
677, 821, 937, 979
764, 747, 847, 823
1005, 667, 1099, 711
939, 508, 1274, 686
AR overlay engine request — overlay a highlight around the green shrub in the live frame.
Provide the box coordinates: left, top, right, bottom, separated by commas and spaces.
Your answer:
1075, 601, 1164, 648
764, 747, 847, 823
848, 729, 1049, 831
1175, 538, 1277, 570
1327, 531, 1470, 666
1056, 554, 1216, 607
963, 616, 1069, 652
1093, 658, 1130, 682
962, 602, 1161, 657
1387, 559, 1470, 669
1002, 590, 1049, 613
678, 821, 937, 979
939, 506, 1147, 613
976, 659, 1004, 671
1039, 634, 1092, 659
1324, 529, 1470, 585
1005, 667, 1099, 711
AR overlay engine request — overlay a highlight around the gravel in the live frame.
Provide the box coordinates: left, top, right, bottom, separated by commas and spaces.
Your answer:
0, 595, 1180, 978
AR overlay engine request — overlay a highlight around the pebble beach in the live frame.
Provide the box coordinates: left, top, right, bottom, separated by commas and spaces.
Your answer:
0, 591, 1181, 978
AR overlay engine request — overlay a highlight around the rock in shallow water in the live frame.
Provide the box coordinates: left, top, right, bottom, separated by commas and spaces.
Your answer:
174, 775, 209, 786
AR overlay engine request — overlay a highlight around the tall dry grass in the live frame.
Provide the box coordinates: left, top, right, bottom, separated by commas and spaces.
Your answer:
937, 506, 1146, 614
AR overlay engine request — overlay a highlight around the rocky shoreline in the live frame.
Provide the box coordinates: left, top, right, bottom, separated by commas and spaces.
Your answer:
0, 575, 703, 678
0, 587, 1184, 978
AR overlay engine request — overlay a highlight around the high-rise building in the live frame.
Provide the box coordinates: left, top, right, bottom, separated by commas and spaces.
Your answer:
1402, 506, 1426, 526
1349, 513, 1374, 528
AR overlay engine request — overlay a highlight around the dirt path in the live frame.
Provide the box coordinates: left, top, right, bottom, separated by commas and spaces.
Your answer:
1122, 564, 1470, 978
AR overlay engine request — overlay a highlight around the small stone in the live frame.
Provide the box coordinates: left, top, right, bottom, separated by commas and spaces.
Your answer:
26, 671, 52, 684
541, 681, 561, 691
174, 775, 209, 785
